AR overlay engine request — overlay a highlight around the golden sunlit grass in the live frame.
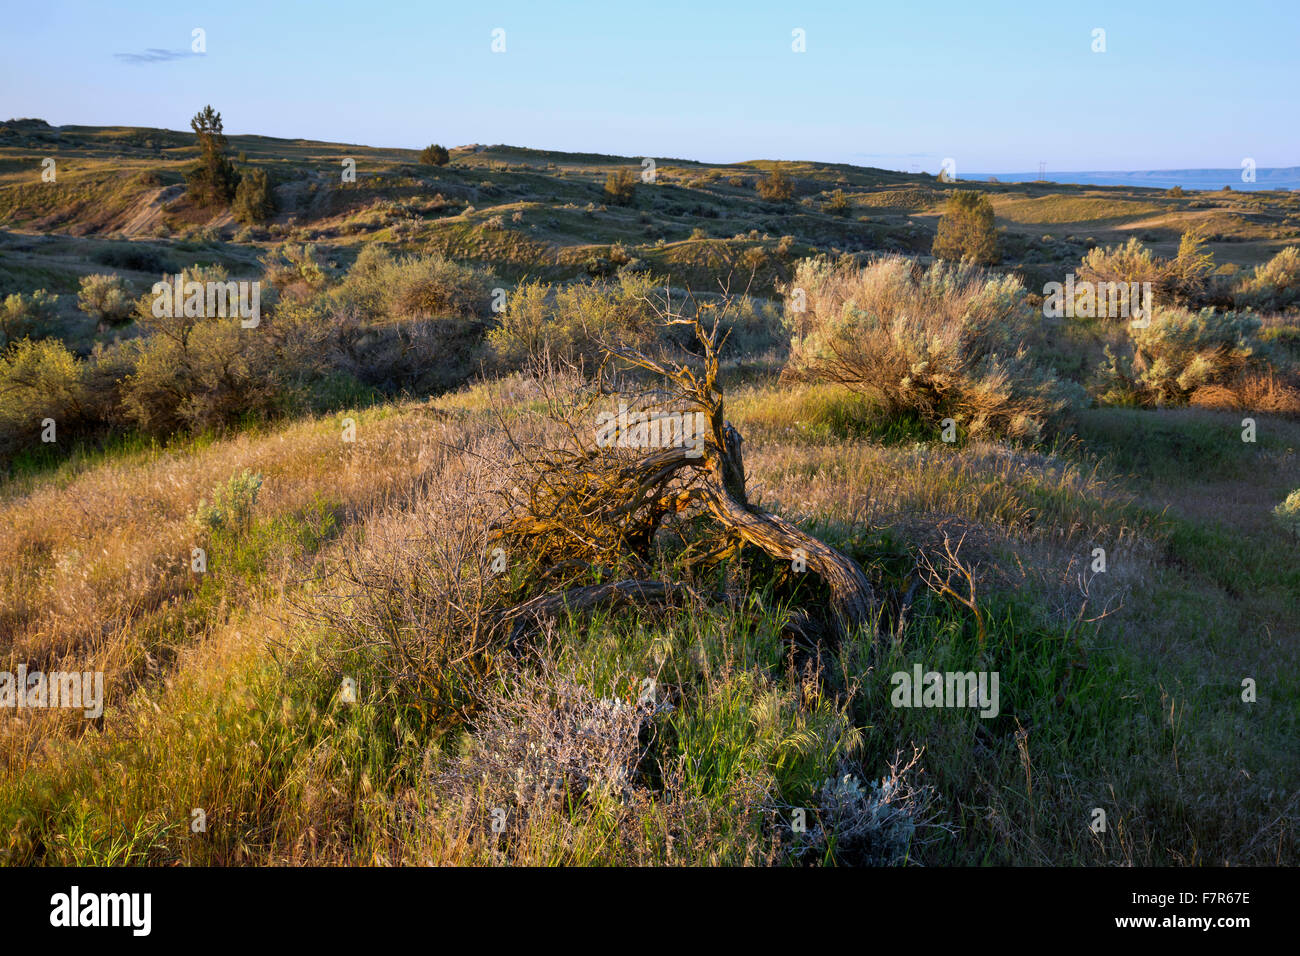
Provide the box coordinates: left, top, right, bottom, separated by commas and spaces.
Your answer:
0, 400, 483, 668
991, 193, 1165, 225
4, 369, 1295, 865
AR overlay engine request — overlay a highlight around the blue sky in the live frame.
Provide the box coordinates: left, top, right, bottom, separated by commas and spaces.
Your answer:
2, 0, 1296, 173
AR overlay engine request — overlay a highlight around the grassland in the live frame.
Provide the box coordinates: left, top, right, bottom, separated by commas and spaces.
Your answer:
0, 118, 1297, 867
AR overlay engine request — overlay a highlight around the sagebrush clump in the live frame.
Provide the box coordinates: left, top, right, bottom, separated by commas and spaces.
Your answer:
0, 289, 58, 346
1096, 306, 1266, 406
1077, 236, 1169, 295
431, 668, 656, 836
786, 749, 946, 866
77, 273, 134, 328
488, 270, 665, 368
782, 255, 1077, 439
1274, 489, 1300, 536
333, 244, 492, 321
0, 337, 86, 461
1236, 246, 1300, 313
193, 469, 264, 533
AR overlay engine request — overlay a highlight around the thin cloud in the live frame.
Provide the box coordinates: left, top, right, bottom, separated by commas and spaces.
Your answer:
113, 48, 200, 65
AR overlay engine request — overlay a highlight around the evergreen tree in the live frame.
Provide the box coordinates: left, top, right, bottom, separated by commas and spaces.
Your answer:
420, 144, 450, 166
186, 105, 239, 208
932, 190, 999, 265
233, 168, 276, 224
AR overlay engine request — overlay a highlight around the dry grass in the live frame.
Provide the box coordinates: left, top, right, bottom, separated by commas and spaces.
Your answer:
2, 369, 1296, 867
1190, 370, 1300, 415
0, 401, 473, 666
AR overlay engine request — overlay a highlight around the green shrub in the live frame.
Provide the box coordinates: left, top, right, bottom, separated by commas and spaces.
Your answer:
260, 243, 326, 298
487, 278, 551, 367
756, 167, 794, 202
333, 247, 491, 321
1259, 320, 1300, 358
488, 271, 664, 368
931, 191, 999, 265
0, 337, 86, 462
584, 256, 613, 277
1274, 489, 1300, 536
0, 289, 58, 347
130, 263, 232, 324
740, 246, 769, 275
330, 243, 393, 317
823, 188, 851, 216
1236, 246, 1300, 313
604, 168, 637, 206
1096, 307, 1265, 406
1169, 227, 1216, 305
194, 469, 264, 533
77, 273, 134, 327
94, 244, 177, 274
121, 263, 323, 434
420, 144, 450, 166
232, 168, 276, 225
121, 316, 280, 434
782, 255, 1076, 439
1077, 236, 1170, 299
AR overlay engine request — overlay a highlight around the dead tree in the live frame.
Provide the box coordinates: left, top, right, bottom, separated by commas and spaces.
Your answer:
493, 304, 876, 644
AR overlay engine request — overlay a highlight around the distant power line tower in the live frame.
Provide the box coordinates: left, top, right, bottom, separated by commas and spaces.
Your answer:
1037, 161, 1046, 182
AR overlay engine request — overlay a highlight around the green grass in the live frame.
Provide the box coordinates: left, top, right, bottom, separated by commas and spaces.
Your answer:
1071, 405, 1293, 483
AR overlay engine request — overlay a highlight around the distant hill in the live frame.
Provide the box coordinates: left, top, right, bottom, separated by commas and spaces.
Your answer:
970, 168, 1300, 191
2, 121, 1298, 307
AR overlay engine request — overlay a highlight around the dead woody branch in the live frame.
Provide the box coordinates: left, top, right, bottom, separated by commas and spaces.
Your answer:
492, 296, 877, 643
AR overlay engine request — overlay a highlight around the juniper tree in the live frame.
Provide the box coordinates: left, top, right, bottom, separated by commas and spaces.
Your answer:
186, 105, 239, 208
932, 190, 999, 266
420, 144, 450, 166
233, 168, 276, 224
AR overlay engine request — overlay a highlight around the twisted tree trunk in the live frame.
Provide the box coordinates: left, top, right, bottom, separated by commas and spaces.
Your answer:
697, 422, 875, 638
496, 314, 877, 644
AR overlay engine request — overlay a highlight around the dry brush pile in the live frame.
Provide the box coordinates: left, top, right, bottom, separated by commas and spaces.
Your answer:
326, 308, 882, 711
489, 312, 877, 648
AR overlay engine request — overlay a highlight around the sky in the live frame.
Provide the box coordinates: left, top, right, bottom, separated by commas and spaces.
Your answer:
1, 0, 1297, 174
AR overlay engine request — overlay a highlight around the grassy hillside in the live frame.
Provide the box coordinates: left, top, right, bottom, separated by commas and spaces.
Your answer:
1, 118, 1298, 867
1, 381, 1296, 865
4, 119, 1299, 304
